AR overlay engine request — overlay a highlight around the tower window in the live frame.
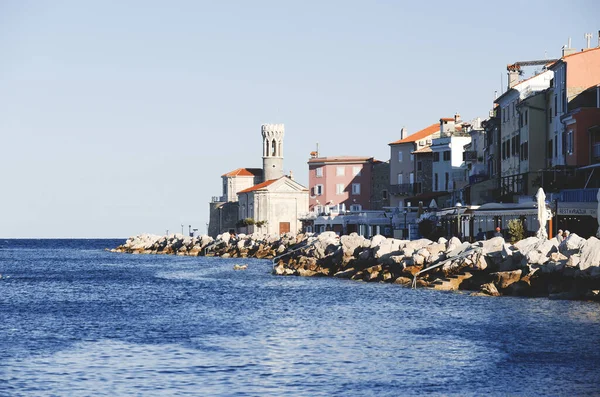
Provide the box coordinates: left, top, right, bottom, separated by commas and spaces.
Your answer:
272, 139, 276, 156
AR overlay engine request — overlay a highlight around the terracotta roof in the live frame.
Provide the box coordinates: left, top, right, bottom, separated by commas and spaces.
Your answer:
412, 146, 432, 154
440, 117, 454, 122
237, 179, 277, 193
222, 168, 263, 177
308, 156, 373, 164
389, 123, 439, 145
559, 46, 600, 61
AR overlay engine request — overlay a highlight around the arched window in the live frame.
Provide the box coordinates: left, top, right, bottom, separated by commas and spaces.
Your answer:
264, 139, 269, 157
272, 139, 276, 156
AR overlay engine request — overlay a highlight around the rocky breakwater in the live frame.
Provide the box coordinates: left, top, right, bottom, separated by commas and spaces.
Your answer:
112, 231, 600, 300
272, 231, 600, 301
111, 232, 307, 259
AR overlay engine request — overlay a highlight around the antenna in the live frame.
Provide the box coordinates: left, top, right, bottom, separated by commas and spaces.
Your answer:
585, 33, 593, 49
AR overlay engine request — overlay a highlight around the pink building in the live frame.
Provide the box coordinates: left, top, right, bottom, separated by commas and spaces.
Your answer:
307, 156, 377, 212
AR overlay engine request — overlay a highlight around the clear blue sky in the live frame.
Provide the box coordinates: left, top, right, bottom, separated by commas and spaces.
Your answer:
1, 0, 598, 238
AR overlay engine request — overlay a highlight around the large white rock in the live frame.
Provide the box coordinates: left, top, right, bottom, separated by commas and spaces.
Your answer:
560, 233, 586, 253
445, 237, 462, 253
340, 233, 366, 257
404, 238, 433, 252
480, 237, 505, 256
579, 237, 600, 271
514, 237, 542, 257
369, 234, 387, 249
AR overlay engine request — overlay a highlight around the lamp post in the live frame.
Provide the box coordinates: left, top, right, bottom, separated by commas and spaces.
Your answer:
181, 224, 184, 236
403, 209, 408, 239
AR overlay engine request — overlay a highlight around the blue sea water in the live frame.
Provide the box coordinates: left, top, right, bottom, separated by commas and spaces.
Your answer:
1, 239, 600, 396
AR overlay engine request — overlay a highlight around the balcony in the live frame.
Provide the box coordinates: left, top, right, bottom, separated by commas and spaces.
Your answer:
389, 183, 418, 196
559, 188, 599, 203
211, 196, 225, 203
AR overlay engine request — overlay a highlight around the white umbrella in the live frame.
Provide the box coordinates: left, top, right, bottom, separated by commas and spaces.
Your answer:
536, 187, 548, 240
597, 189, 600, 238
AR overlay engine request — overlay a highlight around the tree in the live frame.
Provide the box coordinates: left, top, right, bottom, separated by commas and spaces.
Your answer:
508, 219, 525, 243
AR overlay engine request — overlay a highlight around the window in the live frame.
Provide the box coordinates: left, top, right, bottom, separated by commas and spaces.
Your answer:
443, 151, 451, 161
433, 152, 440, 162
555, 135, 558, 157
525, 110, 528, 125
567, 130, 574, 154
434, 173, 439, 191
445, 172, 449, 191
417, 161, 422, 171
409, 172, 414, 184
554, 95, 557, 116
398, 151, 403, 162
352, 183, 361, 195
336, 184, 344, 195
562, 90, 567, 113
314, 184, 323, 196
352, 166, 361, 176
549, 108, 552, 123
548, 139, 553, 159
316, 167, 323, 177
336, 166, 345, 176
350, 204, 362, 212
382, 190, 388, 200
410, 154, 414, 162
397, 174, 403, 185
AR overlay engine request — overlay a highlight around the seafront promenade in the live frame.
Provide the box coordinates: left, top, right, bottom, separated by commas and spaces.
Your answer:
113, 231, 600, 301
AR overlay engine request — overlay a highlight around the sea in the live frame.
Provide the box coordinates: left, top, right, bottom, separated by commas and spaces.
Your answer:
1, 239, 600, 396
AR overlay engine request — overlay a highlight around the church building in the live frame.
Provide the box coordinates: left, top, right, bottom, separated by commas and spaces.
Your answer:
208, 124, 309, 237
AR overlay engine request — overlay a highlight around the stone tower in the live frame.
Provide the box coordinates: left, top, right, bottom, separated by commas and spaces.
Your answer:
261, 123, 285, 181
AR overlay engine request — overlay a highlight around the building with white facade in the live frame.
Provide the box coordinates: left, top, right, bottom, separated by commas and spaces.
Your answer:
208, 124, 309, 237
431, 115, 472, 205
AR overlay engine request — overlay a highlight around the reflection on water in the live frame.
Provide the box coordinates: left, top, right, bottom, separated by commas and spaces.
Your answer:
1, 239, 600, 396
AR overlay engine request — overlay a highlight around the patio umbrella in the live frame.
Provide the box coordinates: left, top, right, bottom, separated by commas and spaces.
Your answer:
536, 187, 548, 240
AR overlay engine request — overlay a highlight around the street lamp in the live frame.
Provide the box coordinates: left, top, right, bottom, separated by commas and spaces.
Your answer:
181, 224, 184, 236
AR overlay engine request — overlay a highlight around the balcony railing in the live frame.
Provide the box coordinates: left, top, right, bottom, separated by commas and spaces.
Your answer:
559, 188, 599, 203
389, 183, 418, 195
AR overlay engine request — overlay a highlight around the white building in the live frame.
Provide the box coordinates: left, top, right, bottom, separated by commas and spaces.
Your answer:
209, 124, 309, 237
431, 115, 471, 203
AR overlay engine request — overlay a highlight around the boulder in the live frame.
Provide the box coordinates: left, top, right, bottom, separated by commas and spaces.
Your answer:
340, 233, 366, 257
424, 243, 446, 258
479, 282, 500, 297
491, 269, 522, 289
579, 237, 600, 271
333, 268, 356, 279
560, 233, 586, 254
369, 234, 387, 249
480, 237, 505, 256
514, 237, 542, 257
567, 254, 581, 268
374, 238, 404, 259
404, 238, 433, 252
394, 276, 412, 285
445, 237, 462, 253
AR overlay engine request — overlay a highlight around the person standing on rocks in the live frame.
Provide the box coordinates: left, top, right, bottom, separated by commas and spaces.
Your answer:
493, 227, 503, 238
556, 229, 564, 243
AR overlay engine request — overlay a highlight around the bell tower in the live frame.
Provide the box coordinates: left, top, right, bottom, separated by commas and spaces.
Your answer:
261, 123, 284, 181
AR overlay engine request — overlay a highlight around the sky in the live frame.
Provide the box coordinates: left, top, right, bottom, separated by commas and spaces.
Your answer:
1, 0, 599, 238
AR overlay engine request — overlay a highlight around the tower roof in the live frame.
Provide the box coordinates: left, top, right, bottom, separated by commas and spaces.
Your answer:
221, 168, 263, 177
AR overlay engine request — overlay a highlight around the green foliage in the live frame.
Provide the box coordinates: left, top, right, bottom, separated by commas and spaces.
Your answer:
508, 219, 525, 243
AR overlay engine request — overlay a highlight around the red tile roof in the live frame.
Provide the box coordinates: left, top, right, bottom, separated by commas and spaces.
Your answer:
237, 179, 277, 193
440, 117, 454, 122
222, 168, 262, 177
389, 123, 439, 145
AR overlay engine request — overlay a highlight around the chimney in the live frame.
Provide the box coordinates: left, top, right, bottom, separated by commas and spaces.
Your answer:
508, 70, 520, 89
400, 127, 407, 140
454, 113, 461, 123
562, 38, 577, 57
289, 170, 294, 180
598, 30, 600, 47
